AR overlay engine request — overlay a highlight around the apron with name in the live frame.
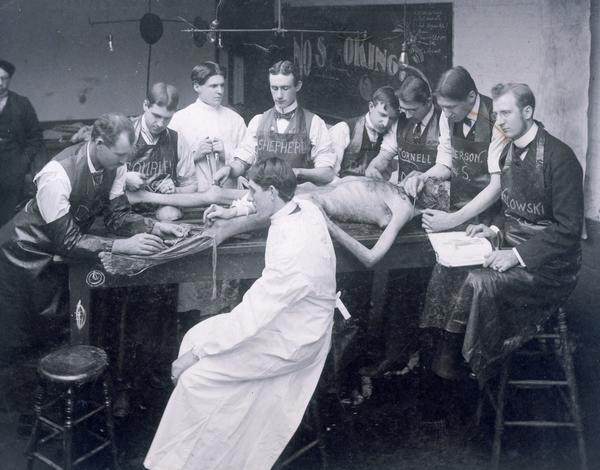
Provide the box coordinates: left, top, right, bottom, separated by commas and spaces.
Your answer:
256, 107, 313, 169
396, 110, 440, 184
449, 97, 493, 211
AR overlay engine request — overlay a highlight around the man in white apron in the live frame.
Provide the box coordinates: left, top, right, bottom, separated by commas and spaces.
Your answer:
145, 158, 338, 470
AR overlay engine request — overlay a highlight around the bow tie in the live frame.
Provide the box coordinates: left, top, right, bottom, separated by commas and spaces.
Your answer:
274, 109, 296, 120
462, 117, 473, 127
512, 143, 528, 159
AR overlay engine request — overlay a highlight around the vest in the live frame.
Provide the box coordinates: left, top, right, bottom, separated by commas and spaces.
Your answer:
339, 115, 384, 177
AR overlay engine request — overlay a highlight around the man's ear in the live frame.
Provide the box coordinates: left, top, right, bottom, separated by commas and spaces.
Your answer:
522, 105, 534, 120
295, 80, 303, 93
192, 82, 200, 94
270, 185, 278, 200
368, 101, 375, 112
467, 90, 477, 101
143, 99, 150, 112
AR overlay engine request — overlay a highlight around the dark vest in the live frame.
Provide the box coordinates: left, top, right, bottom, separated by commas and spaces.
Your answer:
449, 94, 495, 210
339, 115, 384, 177
396, 107, 441, 183
0, 143, 117, 274
255, 107, 314, 169
128, 117, 179, 183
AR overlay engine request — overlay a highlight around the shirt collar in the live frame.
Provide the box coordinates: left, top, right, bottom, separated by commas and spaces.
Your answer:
270, 199, 299, 222
86, 142, 103, 174
364, 113, 381, 138
465, 94, 481, 124
420, 105, 435, 128
274, 101, 298, 115
195, 98, 220, 111
140, 115, 160, 145
513, 122, 539, 149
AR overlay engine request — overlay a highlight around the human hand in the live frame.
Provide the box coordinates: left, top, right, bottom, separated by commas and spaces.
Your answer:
466, 223, 495, 239
203, 204, 236, 226
212, 165, 231, 187
152, 221, 189, 238
194, 138, 214, 161
125, 172, 147, 191
112, 233, 166, 255
403, 173, 426, 199
421, 209, 458, 233
171, 350, 198, 384
155, 176, 175, 194
365, 165, 384, 180
483, 249, 518, 272
211, 138, 225, 157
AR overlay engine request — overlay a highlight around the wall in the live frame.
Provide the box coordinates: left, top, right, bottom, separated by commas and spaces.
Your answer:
0, 0, 219, 121
285, 0, 591, 168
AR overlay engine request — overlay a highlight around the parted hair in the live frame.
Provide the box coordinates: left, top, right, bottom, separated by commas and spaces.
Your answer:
397, 75, 431, 104
91, 113, 135, 146
435, 66, 477, 101
371, 86, 400, 112
191, 62, 226, 86
146, 82, 179, 111
269, 60, 301, 85
491, 82, 536, 112
247, 157, 297, 202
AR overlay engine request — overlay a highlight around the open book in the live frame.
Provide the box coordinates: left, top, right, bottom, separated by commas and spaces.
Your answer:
427, 231, 493, 267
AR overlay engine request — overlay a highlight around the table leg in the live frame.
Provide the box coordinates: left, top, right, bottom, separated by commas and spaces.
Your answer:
366, 268, 389, 340
68, 265, 92, 345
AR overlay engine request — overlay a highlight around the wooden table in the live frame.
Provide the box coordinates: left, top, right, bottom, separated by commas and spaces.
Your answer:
66, 220, 436, 345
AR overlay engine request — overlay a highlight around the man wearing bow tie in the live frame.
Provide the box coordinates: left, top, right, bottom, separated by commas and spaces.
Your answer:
213, 60, 336, 186
329, 86, 400, 178
404, 66, 506, 232
421, 83, 583, 383
0, 113, 185, 366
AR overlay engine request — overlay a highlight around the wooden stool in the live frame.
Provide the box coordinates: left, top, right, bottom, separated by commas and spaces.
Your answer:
480, 308, 587, 470
25, 345, 119, 470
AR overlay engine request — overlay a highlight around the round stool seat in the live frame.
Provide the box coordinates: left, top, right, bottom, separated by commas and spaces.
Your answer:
39, 345, 108, 384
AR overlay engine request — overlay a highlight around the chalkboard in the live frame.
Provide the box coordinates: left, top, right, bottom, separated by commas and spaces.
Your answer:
283, 3, 453, 120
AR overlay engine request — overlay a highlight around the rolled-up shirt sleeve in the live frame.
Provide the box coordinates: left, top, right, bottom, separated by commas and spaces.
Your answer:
310, 116, 336, 168
109, 166, 127, 200
435, 112, 453, 169
34, 161, 72, 223
176, 135, 199, 187
328, 121, 350, 174
232, 114, 261, 166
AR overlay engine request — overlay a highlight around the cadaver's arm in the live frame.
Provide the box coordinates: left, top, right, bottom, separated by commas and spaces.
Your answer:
324, 201, 414, 268
127, 186, 247, 207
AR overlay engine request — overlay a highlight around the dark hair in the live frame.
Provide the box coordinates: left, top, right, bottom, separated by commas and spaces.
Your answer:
247, 158, 297, 202
91, 113, 135, 147
371, 86, 399, 112
269, 60, 300, 85
435, 66, 477, 101
146, 82, 179, 111
0, 59, 15, 77
397, 75, 431, 104
491, 82, 536, 112
191, 62, 226, 86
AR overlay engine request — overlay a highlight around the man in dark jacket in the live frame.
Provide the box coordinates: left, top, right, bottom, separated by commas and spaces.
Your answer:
0, 59, 46, 226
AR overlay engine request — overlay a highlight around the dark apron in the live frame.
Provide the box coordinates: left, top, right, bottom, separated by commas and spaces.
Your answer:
256, 107, 313, 169
397, 116, 439, 184
421, 126, 580, 383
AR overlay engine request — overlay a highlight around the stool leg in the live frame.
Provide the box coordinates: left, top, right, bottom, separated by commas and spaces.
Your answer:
103, 376, 120, 470
63, 387, 74, 470
491, 360, 510, 470
558, 310, 588, 470
25, 384, 45, 470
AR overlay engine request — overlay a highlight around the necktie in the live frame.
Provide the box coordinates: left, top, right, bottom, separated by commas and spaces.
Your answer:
91, 171, 104, 186
462, 117, 473, 140
512, 143, 528, 160
412, 121, 422, 143
274, 109, 296, 120
374, 132, 384, 152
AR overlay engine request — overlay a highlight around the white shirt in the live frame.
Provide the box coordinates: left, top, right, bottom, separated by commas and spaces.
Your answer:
34, 142, 126, 223
233, 101, 336, 169
512, 122, 539, 160
328, 113, 395, 175
168, 99, 247, 190
379, 105, 435, 156
436, 94, 507, 174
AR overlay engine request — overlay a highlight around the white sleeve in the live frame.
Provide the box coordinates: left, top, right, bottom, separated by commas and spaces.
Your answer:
309, 115, 336, 168
380, 120, 399, 155
109, 166, 127, 200
176, 134, 198, 186
167, 111, 182, 133
34, 162, 72, 223
328, 122, 351, 175
232, 114, 261, 166
435, 112, 453, 169
487, 124, 510, 174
